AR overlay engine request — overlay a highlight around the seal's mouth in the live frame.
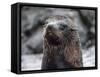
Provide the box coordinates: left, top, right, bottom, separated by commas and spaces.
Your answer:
45, 31, 61, 46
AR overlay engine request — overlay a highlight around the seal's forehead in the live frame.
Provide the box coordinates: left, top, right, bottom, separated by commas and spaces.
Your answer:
46, 20, 67, 26
45, 15, 78, 30
45, 15, 72, 26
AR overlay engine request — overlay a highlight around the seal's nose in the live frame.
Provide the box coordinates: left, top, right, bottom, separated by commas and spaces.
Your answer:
47, 26, 53, 31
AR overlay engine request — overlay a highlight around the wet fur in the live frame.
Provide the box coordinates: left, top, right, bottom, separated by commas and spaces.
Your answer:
41, 15, 83, 70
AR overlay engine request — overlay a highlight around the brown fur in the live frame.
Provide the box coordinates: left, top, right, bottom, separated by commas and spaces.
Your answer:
41, 15, 83, 70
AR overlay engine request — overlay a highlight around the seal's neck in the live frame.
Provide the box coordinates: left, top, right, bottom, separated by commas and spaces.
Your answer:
42, 40, 73, 69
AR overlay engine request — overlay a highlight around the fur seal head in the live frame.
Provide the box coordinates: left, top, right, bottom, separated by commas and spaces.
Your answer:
43, 15, 77, 47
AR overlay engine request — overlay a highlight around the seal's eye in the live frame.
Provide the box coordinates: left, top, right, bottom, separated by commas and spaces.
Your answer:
59, 24, 67, 31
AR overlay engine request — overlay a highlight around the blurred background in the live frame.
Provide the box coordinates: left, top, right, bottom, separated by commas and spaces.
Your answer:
21, 6, 95, 71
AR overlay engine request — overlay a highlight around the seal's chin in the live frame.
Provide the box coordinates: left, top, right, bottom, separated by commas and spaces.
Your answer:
45, 32, 61, 46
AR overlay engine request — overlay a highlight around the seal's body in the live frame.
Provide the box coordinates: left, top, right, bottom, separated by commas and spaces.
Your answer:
42, 15, 83, 70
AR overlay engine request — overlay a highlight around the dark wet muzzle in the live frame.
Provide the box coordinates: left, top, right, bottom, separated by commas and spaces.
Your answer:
45, 29, 61, 46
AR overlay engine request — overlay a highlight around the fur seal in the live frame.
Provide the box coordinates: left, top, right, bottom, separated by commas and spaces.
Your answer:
41, 15, 83, 70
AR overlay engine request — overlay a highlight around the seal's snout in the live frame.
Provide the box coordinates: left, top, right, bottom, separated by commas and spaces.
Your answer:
46, 26, 55, 36
45, 26, 61, 46
47, 26, 53, 31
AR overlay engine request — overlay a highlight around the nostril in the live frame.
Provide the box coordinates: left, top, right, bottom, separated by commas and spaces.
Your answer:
47, 26, 53, 30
